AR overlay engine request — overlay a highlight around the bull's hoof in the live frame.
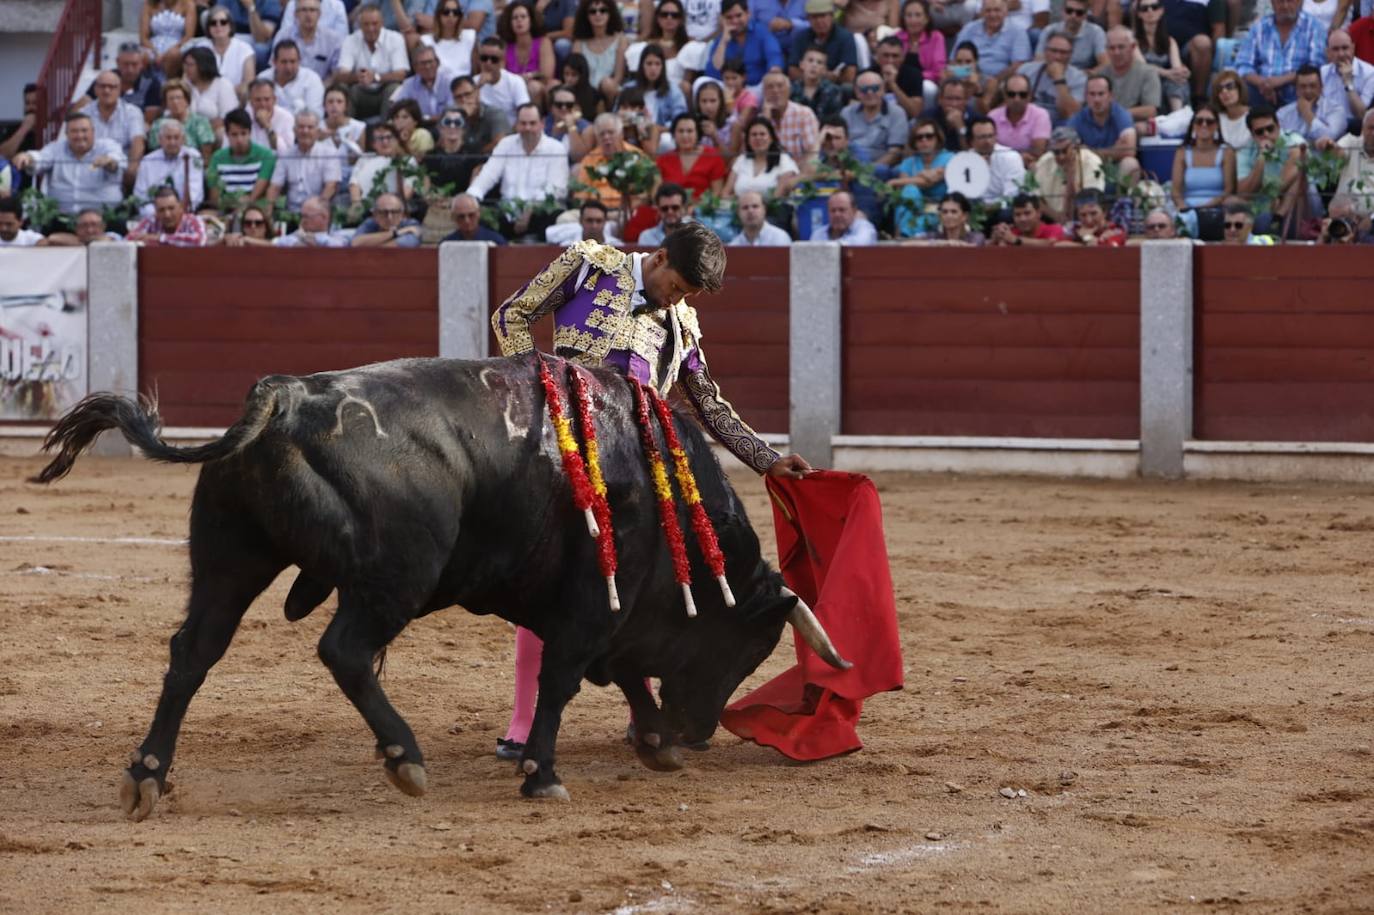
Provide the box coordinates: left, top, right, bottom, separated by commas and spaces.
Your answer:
523, 781, 571, 801
636, 743, 685, 772
383, 761, 428, 797
119, 770, 161, 821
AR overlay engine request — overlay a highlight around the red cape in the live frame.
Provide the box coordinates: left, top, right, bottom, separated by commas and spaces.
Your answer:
720, 470, 904, 760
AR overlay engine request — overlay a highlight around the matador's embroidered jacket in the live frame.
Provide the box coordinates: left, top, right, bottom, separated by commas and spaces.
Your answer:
491, 239, 782, 474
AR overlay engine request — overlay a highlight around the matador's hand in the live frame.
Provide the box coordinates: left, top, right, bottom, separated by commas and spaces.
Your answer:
767, 453, 813, 479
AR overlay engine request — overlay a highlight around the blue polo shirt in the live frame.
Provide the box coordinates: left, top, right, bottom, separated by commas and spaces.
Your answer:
787, 23, 858, 73
750, 0, 809, 57
705, 22, 784, 85
952, 19, 1031, 74
1068, 102, 1133, 149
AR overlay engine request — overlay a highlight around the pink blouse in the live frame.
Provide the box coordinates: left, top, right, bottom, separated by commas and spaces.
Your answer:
505, 36, 545, 75
899, 28, 947, 83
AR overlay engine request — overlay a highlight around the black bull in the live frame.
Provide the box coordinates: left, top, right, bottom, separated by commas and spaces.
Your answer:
35, 355, 847, 819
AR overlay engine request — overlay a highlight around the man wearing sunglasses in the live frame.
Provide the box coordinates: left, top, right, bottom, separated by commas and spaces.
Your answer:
840, 70, 907, 175
1034, 0, 1105, 71
1138, 207, 1179, 239
1030, 124, 1105, 222
474, 36, 532, 122
350, 191, 423, 246
1235, 105, 1302, 232
989, 73, 1050, 167
336, 2, 411, 118
1220, 200, 1274, 245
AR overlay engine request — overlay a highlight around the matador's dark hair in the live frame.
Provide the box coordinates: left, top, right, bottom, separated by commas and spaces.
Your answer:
662, 222, 725, 293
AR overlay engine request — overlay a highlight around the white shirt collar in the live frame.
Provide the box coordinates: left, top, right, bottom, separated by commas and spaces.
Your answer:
630, 251, 648, 309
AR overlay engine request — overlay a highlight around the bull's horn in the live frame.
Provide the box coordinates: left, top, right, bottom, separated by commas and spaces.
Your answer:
781, 588, 852, 670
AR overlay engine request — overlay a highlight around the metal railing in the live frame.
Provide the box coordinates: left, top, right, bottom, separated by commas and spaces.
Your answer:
34, 0, 103, 145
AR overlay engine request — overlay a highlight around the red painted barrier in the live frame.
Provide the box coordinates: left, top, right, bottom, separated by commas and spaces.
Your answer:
1194, 247, 1374, 442
841, 248, 1142, 438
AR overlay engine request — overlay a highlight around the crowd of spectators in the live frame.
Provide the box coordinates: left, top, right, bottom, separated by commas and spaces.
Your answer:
2, 0, 1373, 249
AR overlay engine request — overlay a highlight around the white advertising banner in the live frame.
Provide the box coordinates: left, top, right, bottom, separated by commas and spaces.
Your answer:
0, 248, 88, 420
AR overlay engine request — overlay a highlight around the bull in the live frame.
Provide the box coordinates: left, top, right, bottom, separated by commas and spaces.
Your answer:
35, 355, 848, 820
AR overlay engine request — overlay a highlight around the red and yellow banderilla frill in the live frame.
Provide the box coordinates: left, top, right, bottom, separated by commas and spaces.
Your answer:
567, 364, 619, 610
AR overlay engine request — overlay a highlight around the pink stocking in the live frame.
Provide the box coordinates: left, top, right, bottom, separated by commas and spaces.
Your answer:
504, 626, 542, 744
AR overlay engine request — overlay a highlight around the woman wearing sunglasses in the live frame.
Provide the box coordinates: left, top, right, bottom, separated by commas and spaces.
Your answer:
1131, 0, 1188, 112
422, 0, 478, 76
571, 0, 630, 108
628, 0, 691, 91
187, 5, 257, 98
223, 203, 277, 247
1210, 68, 1251, 149
1170, 104, 1235, 240
890, 117, 953, 237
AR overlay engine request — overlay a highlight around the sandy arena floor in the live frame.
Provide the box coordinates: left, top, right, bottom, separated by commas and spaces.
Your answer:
1, 454, 1372, 914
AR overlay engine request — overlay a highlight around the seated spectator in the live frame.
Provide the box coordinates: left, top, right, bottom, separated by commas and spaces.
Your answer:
500, 1, 556, 107
141, 0, 196, 76
966, 113, 1026, 205
934, 77, 972, 150
723, 116, 802, 197
389, 98, 436, 157
1035, 0, 1105, 70
1132, 0, 1188, 113
135, 120, 205, 217
322, 86, 367, 196
1317, 109, 1374, 218
1211, 68, 1251, 148
191, 5, 259, 95
546, 86, 594, 161
1221, 199, 1275, 244
182, 47, 241, 139
391, 45, 458, 122
444, 192, 509, 242
0, 84, 40, 163
282, 0, 349, 37
12, 112, 126, 218
1059, 188, 1126, 244
1235, 105, 1303, 231
273, 0, 345, 81
708, 0, 786, 86
423, 108, 481, 190
337, 2, 412, 120
224, 203, 278, 246
349, 121, 419, 206
0, 197, 42, 247
1170, 105, 1234, 232
351, 191, 423, 245
916, 190, 985, 244
476, 37, 534, 122
96, 42, 165, 126
269, 111, 341, 211
989, 192, 1066, 244
1031, 125, 1105, 221
985, 0, 1049, 34
1139, 206, 1179, 239
787, 0, 857, 87
561, 52, 604, 119
452, 75, 511, 154
811, 114, 880, 223
574, 112, 651, 209
657, 114, 728, 195
545, 199, 623, 244
571, 0, 631, 106
127, 186, 207, 247
639, 182, 694, 244
990, 73, 1051, 166
759, 68, 820, 164
467, 103, 569, 237
86, 70, 147, 190
627, 44, 690, 129
694, 79, 733, 149
1161, 0, 1224, 103
1322, 29, 1374, 138
1067, 74, 1140, 179
841, 70, 908, 177
873, 36, 924, 119
1234, 0, 1327, 108
262, 40, 327, 117
791, 46, 846, 120
1316, 193, 1367, 243
718, 62, 763, 153
896, 0, 948, 99
615, 86, 663, 152
275, 195, 349, 245
942, 41, 993, 111
209, 109, 277, 208
150, 80, 217, 162
820, 189, 877, 243
248, 79, 297, 153
375, 0, 438, 50
43, 208, 124, 246
220, 0, 285, 69
954, 0, 1031, 83
890, 118, 953, 237
729, 189, 792, 243
1278, 64, 1345, 142
1100, 27, 1162, 126
423, 0, 478, 77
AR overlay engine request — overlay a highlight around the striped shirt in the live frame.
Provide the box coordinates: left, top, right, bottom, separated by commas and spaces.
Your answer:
208, 143, 278, 195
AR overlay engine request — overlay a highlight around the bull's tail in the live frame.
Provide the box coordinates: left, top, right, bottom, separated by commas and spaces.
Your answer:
32, 380, 287, 484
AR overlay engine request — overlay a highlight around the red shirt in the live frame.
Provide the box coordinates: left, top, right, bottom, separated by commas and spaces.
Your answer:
1353, 16, 1374, 66
655, 147, 728, 199
1013, 221, 1066, 241
1064, 220, 1127, 246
